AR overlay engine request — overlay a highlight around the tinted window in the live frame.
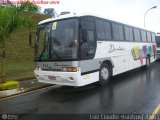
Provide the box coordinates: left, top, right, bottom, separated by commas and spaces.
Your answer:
80, 30, 96, 59
133, 28, 141, 41
50, 19, 78, 60
96, 20, 105, 39
124, 26, 133, 41
81, 16, 95, 22
104, 22, 112, 40
141, 30, 146, 42
112, 23, 119, 40
156, 36, 160, 47
147, 32, 152, 42
112, 23, 124, 41
151, 33, 156, 42
88, 30, 94, 41
88, 30, 96, 54
36, 23, 51, 60
119, 25, 124, 40
81, 20, 95, 30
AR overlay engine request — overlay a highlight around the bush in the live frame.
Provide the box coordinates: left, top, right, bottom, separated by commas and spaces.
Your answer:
0, 80, 20, 90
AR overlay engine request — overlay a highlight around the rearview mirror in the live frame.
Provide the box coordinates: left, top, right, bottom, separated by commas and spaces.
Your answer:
29, 33, 32, 46
28, 32, 35, 48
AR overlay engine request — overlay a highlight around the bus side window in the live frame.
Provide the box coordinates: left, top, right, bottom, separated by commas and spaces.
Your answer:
147, 32, 152, 42
81, 29, 96, 59
151, 33, 156, 42
87, 30, 96, 54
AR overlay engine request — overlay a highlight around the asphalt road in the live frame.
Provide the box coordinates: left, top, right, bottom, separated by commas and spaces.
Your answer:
1, 61, 160, 120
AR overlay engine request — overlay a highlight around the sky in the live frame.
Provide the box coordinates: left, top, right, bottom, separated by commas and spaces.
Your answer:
38, 0, 160, 32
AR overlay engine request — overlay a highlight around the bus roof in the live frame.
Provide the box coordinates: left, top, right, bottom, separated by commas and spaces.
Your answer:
38, 13, 155, 33
38, 13, 80, 25
38, 12, 131, 25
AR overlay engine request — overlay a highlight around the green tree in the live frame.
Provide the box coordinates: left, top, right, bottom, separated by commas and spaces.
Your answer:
0, 5, 34, 83
19, 0, 41, 13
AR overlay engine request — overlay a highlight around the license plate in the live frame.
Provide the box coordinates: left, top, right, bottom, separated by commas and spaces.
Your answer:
48, 76, 56, 80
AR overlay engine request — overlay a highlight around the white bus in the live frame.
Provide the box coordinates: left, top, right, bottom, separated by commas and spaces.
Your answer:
156, 33, 160, 59
29, 14, 157, 86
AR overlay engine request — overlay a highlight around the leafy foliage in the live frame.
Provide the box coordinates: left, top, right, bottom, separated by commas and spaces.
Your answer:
0, 80, 19, 90
0, 4, 36, 82
0, 5, 34, 43
19, 0, 41, 13
5, 12, 49, 80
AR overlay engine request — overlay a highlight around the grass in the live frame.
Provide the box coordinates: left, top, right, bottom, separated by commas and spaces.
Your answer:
0, 12, 49, 80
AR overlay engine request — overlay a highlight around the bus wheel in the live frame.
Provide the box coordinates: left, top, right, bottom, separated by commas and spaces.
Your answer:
145, 55, 150, 68
99, 63, 111, 86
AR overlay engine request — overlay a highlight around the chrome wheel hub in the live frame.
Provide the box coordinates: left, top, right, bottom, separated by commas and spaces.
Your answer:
101, 67, 109, 80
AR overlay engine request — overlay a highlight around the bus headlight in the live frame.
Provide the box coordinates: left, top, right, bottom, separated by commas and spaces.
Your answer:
62, 67, 77, 72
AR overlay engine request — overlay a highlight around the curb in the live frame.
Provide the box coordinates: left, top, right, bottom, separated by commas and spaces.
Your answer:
0, 84, 53, 100
15, 77, 36, 81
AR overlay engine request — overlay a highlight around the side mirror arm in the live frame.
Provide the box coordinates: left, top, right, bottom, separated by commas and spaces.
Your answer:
29, 32, 35, 49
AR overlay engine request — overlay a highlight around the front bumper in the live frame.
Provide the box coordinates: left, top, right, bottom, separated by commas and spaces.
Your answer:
34, 70, 82, 86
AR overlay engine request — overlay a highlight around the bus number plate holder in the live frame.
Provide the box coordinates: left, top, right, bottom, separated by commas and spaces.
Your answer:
48, 76, 56, 80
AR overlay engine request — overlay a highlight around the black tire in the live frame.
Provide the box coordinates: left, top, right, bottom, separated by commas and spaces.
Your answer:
98, 63, 111, 86
145, 55, 150, 68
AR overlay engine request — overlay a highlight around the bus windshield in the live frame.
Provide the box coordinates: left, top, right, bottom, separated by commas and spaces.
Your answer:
35, 19, 78, 61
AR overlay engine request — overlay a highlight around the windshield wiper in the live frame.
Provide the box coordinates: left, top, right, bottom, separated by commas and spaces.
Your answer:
39, 40, 49, 60
39, 38, 60, 60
